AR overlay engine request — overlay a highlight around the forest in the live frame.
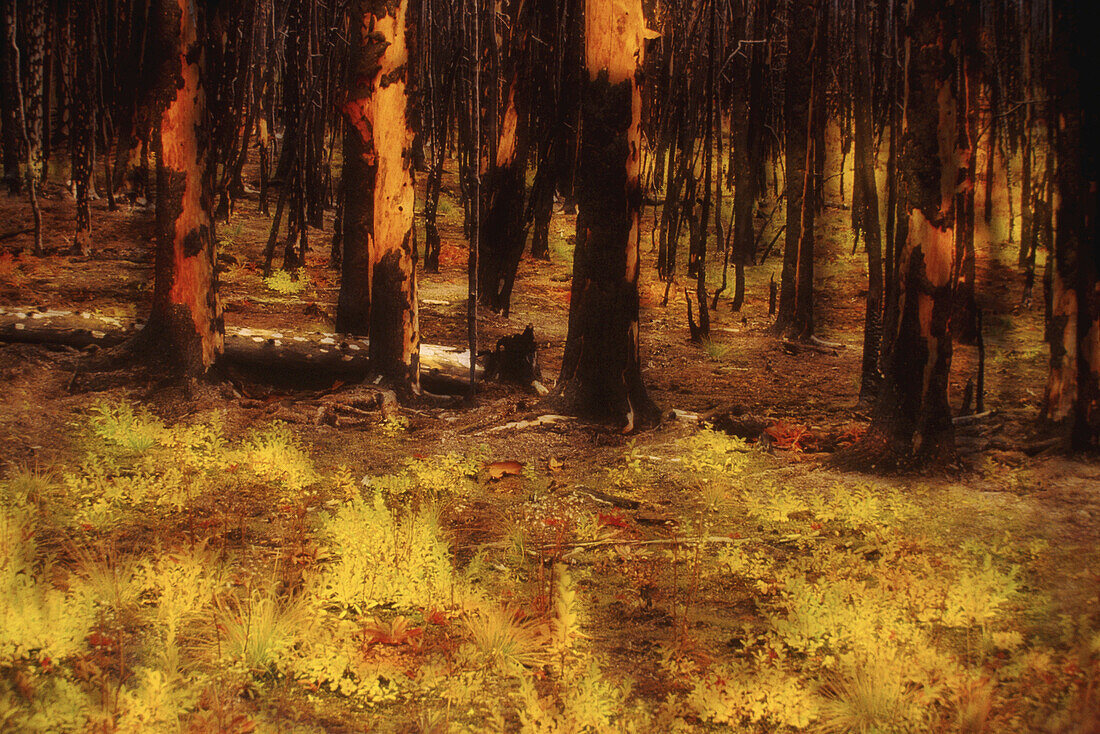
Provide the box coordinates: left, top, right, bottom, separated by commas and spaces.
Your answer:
0, 0, 1098, 731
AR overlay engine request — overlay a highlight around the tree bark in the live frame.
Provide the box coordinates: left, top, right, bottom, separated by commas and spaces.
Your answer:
71, 0, 94, 255
528, 157, 555, 261
1047, 0, 1099, 450
476, 0, 532, 316
478, 73, 531, 315
557, 0, 657, 432
6, 0, 41, 255
730, 0, 769, 313
140, 0, 224, 376
788, 0, 822, 340
855, 0, 883, 405
951, 14, 979, 346
19, 0, 44, 183
842, 0, 959, 470
775, 0, 814, 333
0, 0, 19, 191
336, 0, 420, 395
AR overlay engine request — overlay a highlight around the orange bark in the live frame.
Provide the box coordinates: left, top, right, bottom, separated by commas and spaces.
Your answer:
558, 0, 657, 432
337, 1, 419, 392
147, 0, 223, 374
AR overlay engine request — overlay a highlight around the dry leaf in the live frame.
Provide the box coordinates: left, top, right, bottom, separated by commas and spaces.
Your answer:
487, 460, 524, 480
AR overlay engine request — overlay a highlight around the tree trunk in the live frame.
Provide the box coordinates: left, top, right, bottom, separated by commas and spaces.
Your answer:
1047, 0, 1099, 450
71, 0, 94, 255
478, 68, 531, 315
842, 0, 959, 470
789, 0, 822, 340
730, 0, 769, 313
810, 0, 827, 214
558, 0, 657, 433
140, 0, 223, 376
775, 0, 814, 333
6, 0, 41, 255
528, 150, 555, 261
421, 28, 451, 274
336, 0, 420, 395
952, 5, 978, 344
855, 0, 883, 405
19, 0, 44, 183
982, 78, 997, 224
0, 0, 20, 191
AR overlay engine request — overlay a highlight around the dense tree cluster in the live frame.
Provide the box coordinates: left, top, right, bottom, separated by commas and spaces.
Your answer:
0, 0, 1096, 462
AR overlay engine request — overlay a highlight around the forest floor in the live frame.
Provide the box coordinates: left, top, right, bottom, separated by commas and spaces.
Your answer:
0, 150, 1098, 732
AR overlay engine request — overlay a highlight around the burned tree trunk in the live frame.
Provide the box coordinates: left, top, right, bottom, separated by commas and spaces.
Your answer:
1046, 0, 1099, 450
336, 0, 420, 395
71, 0, 94, 255
730, 0, 770, 313
19, 0, 44, 183
557, 0, 657, 432
0, 0, 19, 191
5, 0, 41, 254
419, 0, 453, 274
775, 0, 814, 333
951, 11, 979, 346
786, 0, 821, 340
476, 0, 531, 316
139, 0, 223, 376
843, 0, 959, 470
528, 157, 555, 261
855, 0, 883, 405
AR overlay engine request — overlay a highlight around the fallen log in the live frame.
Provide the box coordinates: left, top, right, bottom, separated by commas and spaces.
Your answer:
781, 339, 840, 356
0, 306, 483, 392
953, 410, 995, 426
483, 414, 572, 434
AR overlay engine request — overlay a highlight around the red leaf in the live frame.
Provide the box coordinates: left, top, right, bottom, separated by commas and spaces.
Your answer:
597, 511, 630, 529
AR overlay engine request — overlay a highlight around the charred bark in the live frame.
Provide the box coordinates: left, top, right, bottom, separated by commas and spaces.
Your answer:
1046, 0, 1099, 450
0, 0, 19, 191
71, 0, 94, 255
138, 0, 224, 377
5, 0, 41, 254
775, 0, 814, 333
477, 79, 531, 315
729, 0, 770, 314
19, 0, 43, 183
336, 0, 420, 395
840, 0, 959, 470
558, 0, 658, 433
855, 0, 883, 405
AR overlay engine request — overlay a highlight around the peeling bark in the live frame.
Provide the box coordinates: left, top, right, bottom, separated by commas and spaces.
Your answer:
337, 0, 420, 395
141, 0, 224, 376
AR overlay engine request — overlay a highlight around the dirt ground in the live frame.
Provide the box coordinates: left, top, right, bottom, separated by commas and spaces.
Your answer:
1, 139, 1098, 732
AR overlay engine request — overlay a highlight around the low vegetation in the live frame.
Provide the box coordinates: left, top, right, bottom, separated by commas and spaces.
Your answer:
1, 401, 1095, 731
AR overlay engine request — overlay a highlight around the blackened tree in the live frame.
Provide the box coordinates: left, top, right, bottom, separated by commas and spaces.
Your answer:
139, 0, 224, 376
557, 0, 658, 432
844, 0, 961, 469
337, 0, 421, 396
